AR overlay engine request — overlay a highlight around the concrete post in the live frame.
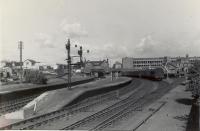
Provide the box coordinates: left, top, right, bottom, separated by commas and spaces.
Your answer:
66, 39, 71, 89
111, 71, 113, 81
18, 41, 23, 83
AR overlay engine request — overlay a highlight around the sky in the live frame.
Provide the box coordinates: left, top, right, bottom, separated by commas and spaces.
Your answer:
1, 0, 200, 64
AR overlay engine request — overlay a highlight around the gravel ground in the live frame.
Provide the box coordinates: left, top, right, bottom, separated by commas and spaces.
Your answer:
136, 79, 191, 131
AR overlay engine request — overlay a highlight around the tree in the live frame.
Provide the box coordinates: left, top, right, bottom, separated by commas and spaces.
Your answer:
23, 69, 47, 84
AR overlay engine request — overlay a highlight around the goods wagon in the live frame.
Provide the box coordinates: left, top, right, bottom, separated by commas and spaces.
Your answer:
121, 68, 164, 81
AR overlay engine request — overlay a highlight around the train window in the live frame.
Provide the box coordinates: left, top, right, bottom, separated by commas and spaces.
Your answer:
150, 71, 155, 75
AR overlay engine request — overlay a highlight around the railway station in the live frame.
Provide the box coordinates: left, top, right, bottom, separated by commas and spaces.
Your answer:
0, 53, 199, 130
0, 38, 199, 131
1, 0, 200, 131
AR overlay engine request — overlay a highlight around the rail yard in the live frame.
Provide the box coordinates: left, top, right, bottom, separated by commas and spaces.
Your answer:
0, 56, 199, 131
0, 75, 191, 131
2, 1, 200, 130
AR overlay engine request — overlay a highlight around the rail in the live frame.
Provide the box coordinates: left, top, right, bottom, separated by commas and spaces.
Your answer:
0, 78, 134, 130
62, 86, 147, 130
0, 94, 39, 115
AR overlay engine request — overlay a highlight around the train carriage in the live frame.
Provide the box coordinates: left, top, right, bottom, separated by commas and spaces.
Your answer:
121, 68, 164, 81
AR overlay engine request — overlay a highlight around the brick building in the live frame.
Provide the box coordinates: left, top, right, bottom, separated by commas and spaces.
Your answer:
84, 59, 109, 77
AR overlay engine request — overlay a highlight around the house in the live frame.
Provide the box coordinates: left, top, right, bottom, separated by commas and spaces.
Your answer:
23, 59, 40, 69
84, 59, 109, 77
23, 60, 56, 75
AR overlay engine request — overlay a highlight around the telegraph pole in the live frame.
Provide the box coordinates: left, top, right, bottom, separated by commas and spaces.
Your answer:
18, 41, 23, 83
66, 39, 71, 89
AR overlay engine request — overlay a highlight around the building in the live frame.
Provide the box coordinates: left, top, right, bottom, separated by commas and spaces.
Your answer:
53, 63, 68, 76
123, 56, 200, 69
0, 60, 22, 80
84, 59, 109, 77
122, 55, 200, 77
122, 57, 164, 69
0, 67, 13, 78
23, 59, 54, 71
23, 59, 40, 69
113, 61, 122, 69
163, 62, 178, 77
0, 60, 12, 68
0, 60, 22, 68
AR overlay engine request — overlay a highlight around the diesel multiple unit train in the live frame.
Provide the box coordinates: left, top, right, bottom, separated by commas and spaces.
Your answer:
121, 68, 165, 81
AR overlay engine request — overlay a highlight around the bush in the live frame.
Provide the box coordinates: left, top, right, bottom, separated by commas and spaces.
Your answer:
23, 69, 47, 84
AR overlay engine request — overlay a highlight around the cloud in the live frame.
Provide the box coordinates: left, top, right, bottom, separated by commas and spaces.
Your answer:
74, 33, 200, 64
60, 20, 88, 38
135, 35, 161, 56
133, 34, 200, 57
85, 42, 129, 62
34, 33, 55, 48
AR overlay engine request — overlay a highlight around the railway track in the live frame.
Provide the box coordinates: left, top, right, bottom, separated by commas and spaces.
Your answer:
62, 82, 152, 130
0, 90, 117, 130
0, 79, 141, 130
91, 99, 146, 131
92, 79, 182, 131
0, 94, 39, 116
17, 79, 180, 130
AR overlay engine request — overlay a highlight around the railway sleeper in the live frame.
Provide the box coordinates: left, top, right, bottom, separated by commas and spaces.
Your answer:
2, 89, 135, 130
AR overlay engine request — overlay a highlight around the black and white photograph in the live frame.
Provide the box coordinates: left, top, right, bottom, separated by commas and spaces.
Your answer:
0, 0, 200, 130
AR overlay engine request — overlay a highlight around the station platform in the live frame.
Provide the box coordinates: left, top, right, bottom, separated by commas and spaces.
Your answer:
0, 77, 131, 128
0, 75, 95, 102
31, 77, 132, 115
0, 75, 93, 94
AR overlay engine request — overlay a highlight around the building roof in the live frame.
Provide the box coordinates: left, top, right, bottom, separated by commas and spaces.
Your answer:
123, 56, 200, 61
114, 61, 122, 65
167, 62, 178, 68
24, 59, 39, 64
86, 60, 108, 66
56, 63, 67, 66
